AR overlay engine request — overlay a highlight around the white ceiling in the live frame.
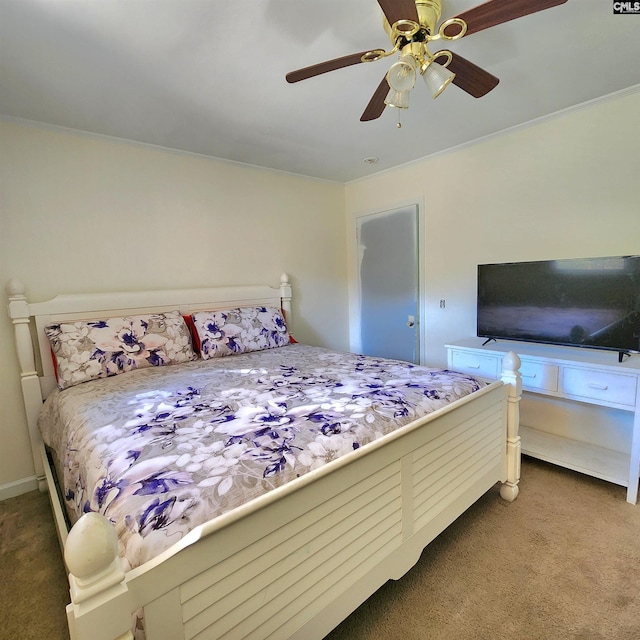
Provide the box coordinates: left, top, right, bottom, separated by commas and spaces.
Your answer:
1, 0, 639, 183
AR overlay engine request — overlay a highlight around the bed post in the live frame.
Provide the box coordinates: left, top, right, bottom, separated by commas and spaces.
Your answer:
499, 351, 522, 502
280, 272, 292, 326
6, 279, 46, 489
65, 513, 134, 640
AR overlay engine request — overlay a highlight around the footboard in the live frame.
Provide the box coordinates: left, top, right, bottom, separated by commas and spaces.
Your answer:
65, 360, 521, 640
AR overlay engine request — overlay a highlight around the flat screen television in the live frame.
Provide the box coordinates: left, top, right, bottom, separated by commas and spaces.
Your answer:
477, 255, 640, 359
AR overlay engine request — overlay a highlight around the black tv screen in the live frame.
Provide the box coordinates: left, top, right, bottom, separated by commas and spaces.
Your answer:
477, 256, 640, 355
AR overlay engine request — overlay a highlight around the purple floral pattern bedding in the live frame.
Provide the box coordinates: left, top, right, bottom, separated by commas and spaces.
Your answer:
192, 306, 290, 359
38, 344, 483, 571
45, 311, 197, 389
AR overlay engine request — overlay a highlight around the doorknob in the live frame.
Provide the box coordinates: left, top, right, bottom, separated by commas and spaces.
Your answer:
406, 315, 415, 328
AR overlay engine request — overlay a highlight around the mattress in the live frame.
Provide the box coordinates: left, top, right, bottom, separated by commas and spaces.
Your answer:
38, 344, 483, 570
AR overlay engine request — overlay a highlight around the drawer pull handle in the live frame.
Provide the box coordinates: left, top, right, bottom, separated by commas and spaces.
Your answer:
587, 383, 608, 391
522, 373, 537, 379
467, 364, 481, 369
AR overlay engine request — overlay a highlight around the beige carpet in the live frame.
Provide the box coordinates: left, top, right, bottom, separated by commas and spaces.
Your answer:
2, 458, 640, 640
0, 488, 69, 640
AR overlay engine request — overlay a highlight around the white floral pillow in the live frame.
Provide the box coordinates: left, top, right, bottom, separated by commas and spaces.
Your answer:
192, 306, 290, 359
45, 311, 197, 389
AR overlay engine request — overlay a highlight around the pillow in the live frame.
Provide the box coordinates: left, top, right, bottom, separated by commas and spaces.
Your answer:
191, 306, 290, 359
45, 310, 197, 389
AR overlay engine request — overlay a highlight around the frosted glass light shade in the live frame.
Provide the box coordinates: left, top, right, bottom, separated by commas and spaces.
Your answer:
423, 61, 455, 99
384, 88, 410, 109
386, 57, 417, 92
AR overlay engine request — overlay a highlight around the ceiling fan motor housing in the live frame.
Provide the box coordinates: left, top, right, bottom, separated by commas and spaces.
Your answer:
416, 0, 443, 35
382, 0, 443, 53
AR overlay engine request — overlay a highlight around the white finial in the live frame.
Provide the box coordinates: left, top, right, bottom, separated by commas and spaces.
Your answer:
502, 351, 521, 373
65, 512, 120, 580
6, 278, 25, 297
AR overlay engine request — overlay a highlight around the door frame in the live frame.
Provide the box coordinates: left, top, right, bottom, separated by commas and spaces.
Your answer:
348, 199, 426, 364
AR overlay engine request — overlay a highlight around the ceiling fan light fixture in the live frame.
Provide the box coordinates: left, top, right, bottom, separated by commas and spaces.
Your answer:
384, 88, 410, 109
422, 60, 456, 99
287, 0, 572, 125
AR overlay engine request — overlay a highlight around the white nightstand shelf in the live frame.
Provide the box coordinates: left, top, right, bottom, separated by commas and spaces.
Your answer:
446, 339, 640, 503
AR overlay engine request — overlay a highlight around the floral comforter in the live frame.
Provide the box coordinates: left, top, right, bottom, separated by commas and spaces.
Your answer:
38, 344, 483, 571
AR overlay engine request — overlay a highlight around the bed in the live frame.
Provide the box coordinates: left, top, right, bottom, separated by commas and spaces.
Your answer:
6, 274, 522, 640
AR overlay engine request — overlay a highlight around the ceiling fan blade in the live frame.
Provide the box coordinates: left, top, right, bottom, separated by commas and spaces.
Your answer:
286, 51, 372, 83
448, 54, 500, 98
361, 76, 390, 122
377, 0, 419, 26
444, 0, 569, 38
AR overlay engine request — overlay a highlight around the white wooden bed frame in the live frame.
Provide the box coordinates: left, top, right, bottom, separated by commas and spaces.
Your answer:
7, 274, 522, 640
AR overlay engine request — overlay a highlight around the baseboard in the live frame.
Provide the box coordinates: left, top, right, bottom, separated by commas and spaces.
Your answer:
0, 476, 39, 501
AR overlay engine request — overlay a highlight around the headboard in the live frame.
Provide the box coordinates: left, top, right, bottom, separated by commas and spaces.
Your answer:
6, 274, 293, 486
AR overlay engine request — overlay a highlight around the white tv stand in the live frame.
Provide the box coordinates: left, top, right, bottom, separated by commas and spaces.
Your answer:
446, 339, 640, 504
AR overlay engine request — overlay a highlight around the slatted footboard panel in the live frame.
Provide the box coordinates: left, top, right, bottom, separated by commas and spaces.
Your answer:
182, 463, 404, 640
136, 384, 510, 640
412, 401, 505, 531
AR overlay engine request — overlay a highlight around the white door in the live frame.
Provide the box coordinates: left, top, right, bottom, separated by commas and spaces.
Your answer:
356, 205, 420, 363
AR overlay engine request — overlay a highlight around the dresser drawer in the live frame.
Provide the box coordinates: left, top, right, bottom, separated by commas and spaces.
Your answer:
519, 360, 559, 393
449, 350, 500, 380
562, 367, 638, 407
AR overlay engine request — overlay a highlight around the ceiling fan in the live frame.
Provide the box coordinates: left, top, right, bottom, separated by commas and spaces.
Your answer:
286, 0, 569, 123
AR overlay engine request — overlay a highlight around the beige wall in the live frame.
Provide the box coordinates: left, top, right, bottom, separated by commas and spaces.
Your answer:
346, 89, 640, 368
0, 120, 348, 492
2, 89, 639, 495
